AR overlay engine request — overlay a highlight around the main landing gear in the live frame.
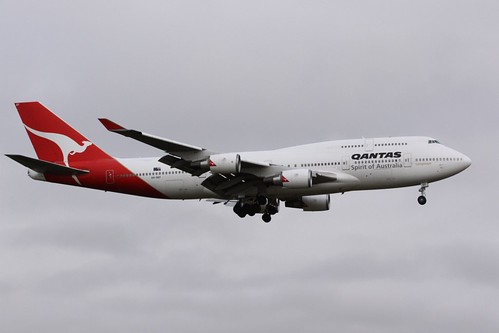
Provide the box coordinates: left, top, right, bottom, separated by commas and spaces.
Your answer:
418, 182, 429, 205
233, 196, 279, 223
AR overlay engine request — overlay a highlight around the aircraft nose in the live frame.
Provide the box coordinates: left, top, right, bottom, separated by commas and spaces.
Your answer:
461, 153, 472, 170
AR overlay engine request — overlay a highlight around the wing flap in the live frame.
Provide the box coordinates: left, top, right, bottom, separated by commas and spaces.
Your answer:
201, 173, 260, 197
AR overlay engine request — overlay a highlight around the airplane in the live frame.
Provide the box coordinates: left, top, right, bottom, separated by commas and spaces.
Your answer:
6, 102, 472, 222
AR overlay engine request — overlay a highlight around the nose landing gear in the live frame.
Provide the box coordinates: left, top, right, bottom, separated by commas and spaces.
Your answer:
418, 182, 429, 205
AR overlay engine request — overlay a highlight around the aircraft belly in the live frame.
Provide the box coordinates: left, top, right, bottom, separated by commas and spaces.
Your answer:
155, 176, 219, 199
268, 182, 356, 199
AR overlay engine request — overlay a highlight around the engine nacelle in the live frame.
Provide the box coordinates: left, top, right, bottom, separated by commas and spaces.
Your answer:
302, 194, 330, 211
267, 169, 312, 189
285, 194, 330, 211
208, 153, 241, 174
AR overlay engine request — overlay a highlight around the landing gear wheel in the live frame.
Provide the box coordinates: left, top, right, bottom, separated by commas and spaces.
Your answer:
233, 201, 246, 218
267, 205, 278, 215
262, 214, 271, 223
417, 182, 429, 206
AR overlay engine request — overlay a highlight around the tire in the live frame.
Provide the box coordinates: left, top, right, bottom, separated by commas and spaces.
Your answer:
267, 205, 278, 215
417, 196, 427, 205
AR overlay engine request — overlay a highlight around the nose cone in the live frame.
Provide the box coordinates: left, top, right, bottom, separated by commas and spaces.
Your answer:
461, 154, 472, 170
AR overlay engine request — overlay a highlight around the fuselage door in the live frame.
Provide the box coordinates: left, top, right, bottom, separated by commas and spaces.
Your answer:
106, 170, 115, 184
364, 138, 374, 151
342, 156, 350, 170
403, 154, 412, 167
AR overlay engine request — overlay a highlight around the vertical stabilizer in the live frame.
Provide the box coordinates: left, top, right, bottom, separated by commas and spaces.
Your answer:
15, 102, 111, 166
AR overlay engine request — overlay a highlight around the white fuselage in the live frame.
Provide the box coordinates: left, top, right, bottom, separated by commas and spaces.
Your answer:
116, 136, 471, 200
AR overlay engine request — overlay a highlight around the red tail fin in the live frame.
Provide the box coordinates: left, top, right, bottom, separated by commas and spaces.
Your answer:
12, 101, 166, 198
15, 102, 111, 166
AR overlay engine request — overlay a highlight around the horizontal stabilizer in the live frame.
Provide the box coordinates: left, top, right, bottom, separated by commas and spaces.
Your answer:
6, 154, 89, 176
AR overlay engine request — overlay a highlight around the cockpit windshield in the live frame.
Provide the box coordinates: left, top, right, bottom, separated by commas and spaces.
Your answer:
428, 140, 440, 144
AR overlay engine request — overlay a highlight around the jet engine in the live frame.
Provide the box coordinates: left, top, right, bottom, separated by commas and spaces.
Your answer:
285, 194, 330, 211
193, 153, 241, 174
265, 169, 312, 189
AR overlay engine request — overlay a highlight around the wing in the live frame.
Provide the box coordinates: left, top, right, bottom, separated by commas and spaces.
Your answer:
99, 118, 271, 176
98, 118, 357, 199
99, 118, 215, 160
200, 169, 358, 198
99, 118, 221, 176
200, 172, 262, 197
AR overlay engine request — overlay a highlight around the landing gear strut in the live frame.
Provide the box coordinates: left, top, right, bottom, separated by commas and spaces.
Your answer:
257, 195, 268, 205
261, 198, 280, 223
418, 183, 429, 205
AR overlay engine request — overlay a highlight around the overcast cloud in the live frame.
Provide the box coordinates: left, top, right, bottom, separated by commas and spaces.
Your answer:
1, 1, 498, 332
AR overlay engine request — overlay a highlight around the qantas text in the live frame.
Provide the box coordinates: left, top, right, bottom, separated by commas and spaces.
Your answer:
351, 152, 402, 160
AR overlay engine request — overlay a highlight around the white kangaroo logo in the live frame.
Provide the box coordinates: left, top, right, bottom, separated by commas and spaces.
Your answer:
24, 124, 93, 185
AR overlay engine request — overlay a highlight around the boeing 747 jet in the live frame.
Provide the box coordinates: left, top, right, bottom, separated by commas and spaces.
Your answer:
6, 102, 471, 222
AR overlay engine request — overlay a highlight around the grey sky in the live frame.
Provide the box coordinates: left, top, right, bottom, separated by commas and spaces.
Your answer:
1, 1, 498, 332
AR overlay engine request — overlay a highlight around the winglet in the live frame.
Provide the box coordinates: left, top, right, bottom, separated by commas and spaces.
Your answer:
98, 118, 126, 132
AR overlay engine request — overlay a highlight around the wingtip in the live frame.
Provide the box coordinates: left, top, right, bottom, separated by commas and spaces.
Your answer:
98, 118, 126, 131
